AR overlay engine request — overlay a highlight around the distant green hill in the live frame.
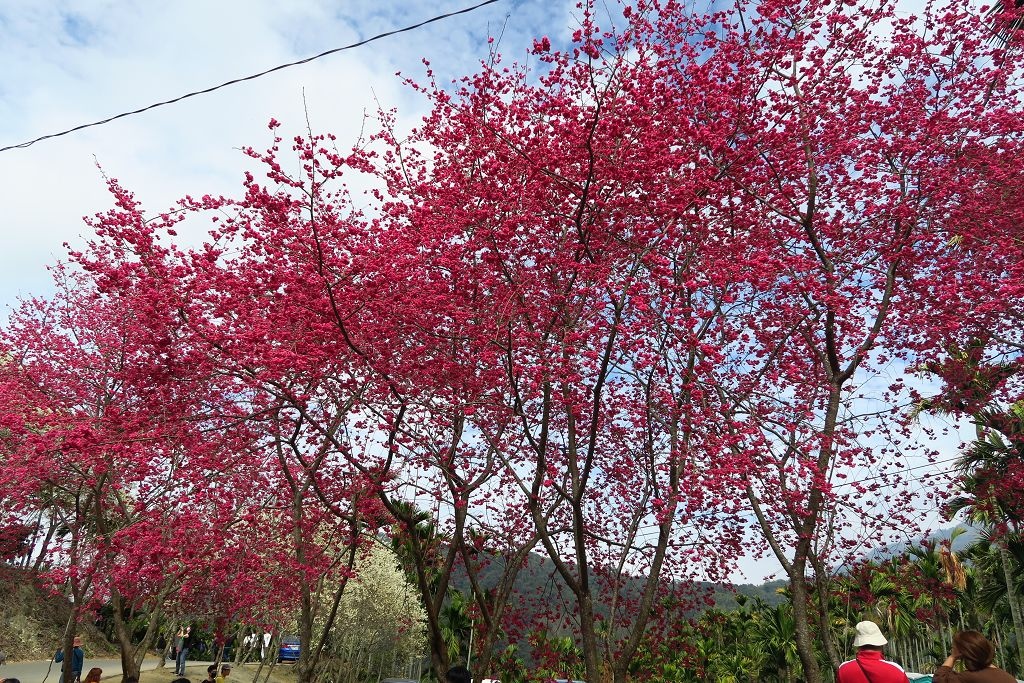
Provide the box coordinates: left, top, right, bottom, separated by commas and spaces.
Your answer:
719, 579, 789, 609
450, 524, 979, 628
450, 546, 788, 634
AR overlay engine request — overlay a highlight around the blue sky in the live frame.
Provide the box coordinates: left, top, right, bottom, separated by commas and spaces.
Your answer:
0, 0, 572, 310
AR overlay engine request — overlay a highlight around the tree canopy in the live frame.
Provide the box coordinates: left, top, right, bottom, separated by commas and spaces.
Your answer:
2, 0, 1024, 682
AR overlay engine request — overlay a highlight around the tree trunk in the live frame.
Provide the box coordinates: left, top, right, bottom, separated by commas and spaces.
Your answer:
31, 509, 59, 573
789, 567, 824, 683
110, 589, 141, 682
809, 559, 841, 671
577, 590, 602, 683
998, 544, 1024, 673
160, 627, 175, 669
59, 604, 83, 683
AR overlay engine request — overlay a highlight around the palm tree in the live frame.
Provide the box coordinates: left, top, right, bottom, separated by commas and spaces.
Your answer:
439, 589, 473, 664
943, 403, 1024, 674
960, 530, 1024, 674
752, 601, 800, 683
919, 342, 1024, 671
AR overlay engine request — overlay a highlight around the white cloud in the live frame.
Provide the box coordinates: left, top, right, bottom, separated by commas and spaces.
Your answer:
0, 0, 572, 312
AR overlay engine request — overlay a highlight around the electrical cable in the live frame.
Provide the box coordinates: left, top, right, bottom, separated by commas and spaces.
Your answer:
625, 456, 963, 537
0, 0, 502, 154
832, 454, 962, 488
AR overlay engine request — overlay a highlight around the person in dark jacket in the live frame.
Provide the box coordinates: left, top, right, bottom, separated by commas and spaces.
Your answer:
176, 626, 200, 676
54, 636, 84, 683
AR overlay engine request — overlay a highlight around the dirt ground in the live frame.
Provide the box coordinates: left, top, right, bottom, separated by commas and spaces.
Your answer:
137, 663, 298, 683
0, 570, 299, 683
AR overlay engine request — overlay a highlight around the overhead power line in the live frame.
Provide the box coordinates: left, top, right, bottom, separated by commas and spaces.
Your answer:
0, 0, 502, 154
832, 454, 962, 489
628, 455, 965, 542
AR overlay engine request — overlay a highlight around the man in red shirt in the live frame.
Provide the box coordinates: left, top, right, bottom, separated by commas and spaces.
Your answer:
836, 621, 910, 683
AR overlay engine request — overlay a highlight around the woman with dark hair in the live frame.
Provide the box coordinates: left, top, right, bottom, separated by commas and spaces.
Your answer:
82, 668, 102, 683
935, 631, 1015, 682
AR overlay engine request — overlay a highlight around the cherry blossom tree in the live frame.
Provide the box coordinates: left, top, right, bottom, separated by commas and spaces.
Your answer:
0, 264, 211, 682
365, 0, 1024, 680
363, 20, 758, 683
650, 0, 1024, 677
6, 1, 1024, 683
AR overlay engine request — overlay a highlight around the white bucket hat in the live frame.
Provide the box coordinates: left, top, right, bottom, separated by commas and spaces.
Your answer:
853, 620, 888, 647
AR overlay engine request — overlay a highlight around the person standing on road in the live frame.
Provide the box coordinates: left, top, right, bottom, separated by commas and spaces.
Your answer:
54, 636, 84, 683
836, 621, 909, 683
176, 626, 199, 676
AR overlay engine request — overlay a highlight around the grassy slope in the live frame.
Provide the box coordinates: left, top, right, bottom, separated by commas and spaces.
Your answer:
0, 566, 115, 660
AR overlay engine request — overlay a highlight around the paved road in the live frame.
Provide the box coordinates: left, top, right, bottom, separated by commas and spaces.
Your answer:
0, 658, 195, 683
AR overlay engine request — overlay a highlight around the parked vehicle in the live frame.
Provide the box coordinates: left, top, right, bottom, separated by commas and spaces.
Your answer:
278, 635, 300, 663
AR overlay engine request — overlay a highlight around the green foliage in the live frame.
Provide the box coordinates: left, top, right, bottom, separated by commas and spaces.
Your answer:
619, 526, 1024, 680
